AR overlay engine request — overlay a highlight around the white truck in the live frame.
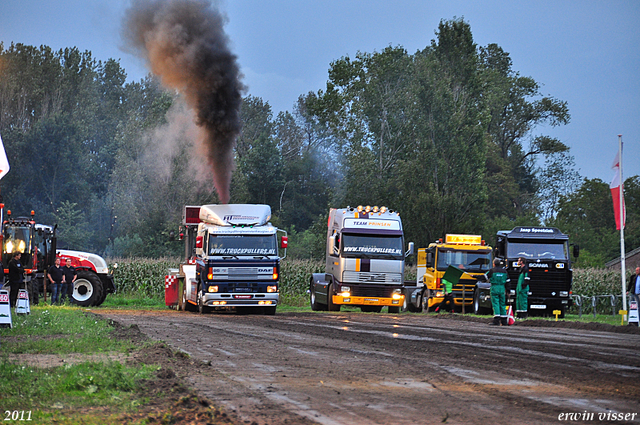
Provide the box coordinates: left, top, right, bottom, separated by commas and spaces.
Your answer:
169, 204, 288, 315
309, 205, 414, 313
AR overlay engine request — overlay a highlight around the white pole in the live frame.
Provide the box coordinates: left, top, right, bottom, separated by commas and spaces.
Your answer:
618, 135, 626, 315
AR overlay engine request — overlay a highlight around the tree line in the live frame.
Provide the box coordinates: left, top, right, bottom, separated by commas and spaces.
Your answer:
0, 18, 637, 266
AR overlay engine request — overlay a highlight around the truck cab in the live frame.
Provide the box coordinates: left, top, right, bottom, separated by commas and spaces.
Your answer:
183, 204, 287, 315
310, 205, 414, 313
418, 234, 492, 312
493, 227, 576, 317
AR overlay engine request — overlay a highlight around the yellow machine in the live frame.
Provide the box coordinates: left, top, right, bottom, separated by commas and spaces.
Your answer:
417, 234, 492, 311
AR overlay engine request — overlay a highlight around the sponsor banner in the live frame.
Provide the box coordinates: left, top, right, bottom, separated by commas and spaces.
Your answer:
344, 218, 401, 231
343, 246, 402, 255
209, 248, 276, 255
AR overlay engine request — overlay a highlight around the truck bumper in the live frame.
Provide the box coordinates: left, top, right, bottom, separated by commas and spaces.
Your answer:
202, 293, 279, 308
333, 294, 403, 307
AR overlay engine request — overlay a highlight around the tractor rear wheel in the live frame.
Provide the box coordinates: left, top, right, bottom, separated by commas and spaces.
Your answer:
72, 270, 103, 307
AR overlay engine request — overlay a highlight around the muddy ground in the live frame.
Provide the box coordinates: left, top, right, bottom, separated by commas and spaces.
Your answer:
91, 310, 640, 425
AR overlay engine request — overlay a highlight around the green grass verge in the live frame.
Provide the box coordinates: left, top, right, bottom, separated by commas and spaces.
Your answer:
0, 307, 156, 424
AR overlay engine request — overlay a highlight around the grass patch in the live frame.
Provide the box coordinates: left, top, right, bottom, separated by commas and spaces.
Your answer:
0, 360, 156, 422
101, 293, 166, 309
0, 306, 139, 355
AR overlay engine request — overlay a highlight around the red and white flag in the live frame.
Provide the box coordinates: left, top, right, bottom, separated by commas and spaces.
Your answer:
610, 151, 625, 230
0, 133, 9, 180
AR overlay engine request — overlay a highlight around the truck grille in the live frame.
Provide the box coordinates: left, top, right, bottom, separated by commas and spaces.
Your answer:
349, 285, 396, 298
228, 268, 258, 279
343, 271, 402, 284
507, 268, 571, 297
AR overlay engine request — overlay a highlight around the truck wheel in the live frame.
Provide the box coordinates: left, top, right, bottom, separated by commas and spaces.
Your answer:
327, 284, 341, 312
72, 271, 104, 307
310, 282, 327, 311
422, 289, 432, 313
473, 288, 489, 315
197, 290, 210, 314
402, 294, 422, 313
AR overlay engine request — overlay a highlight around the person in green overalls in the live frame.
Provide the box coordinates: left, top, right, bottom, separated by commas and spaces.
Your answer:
515, 257, 530, 319
486, 258, 509, 326
435, 277, 454, 313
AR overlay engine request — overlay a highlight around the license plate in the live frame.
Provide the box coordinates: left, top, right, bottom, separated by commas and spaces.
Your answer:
530, 304, 547, 309
364, 298, 379, 304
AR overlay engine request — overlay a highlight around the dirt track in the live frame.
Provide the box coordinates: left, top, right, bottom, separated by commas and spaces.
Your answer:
96, 309, 640, 425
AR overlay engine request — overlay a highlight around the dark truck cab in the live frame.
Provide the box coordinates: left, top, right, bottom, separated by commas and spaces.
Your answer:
494, 227, 578, 317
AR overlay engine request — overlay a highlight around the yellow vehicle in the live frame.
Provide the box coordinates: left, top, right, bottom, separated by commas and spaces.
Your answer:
417, 234, 492, 312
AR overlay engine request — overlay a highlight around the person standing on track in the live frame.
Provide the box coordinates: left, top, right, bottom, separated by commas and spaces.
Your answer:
515, 257, 530, 319
486, 258, 509, 326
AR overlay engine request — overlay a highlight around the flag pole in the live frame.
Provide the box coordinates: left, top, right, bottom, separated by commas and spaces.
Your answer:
618, 134, 626, 315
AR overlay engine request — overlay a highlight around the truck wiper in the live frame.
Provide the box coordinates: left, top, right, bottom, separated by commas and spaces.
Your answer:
222, 255, 240, 260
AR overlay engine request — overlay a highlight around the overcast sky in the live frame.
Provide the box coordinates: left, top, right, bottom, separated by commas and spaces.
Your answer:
1, 0, 638, 183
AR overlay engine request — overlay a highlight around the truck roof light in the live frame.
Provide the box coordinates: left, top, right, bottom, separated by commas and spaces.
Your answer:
31, 210, 35, 217
373, 206, 379, 213
380, 206, 387, 213
357, 205, 363, 212
365, 205, 371, 212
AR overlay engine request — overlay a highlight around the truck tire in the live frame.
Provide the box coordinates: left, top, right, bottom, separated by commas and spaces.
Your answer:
310, 282, 327, 311
402, 293, 423, 313
197, 290, 210, 314
72, 270, 104, 307
327, 284, 341, 312
473, 288, 490, 315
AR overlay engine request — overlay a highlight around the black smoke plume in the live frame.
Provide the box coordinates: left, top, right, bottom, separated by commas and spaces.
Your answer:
122, 0, 244, 203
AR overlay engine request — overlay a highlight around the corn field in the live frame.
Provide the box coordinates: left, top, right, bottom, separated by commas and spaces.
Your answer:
108, 258, 633, 314
107, 258, 323, 305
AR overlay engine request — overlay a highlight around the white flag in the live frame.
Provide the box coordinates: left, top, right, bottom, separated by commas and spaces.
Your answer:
0, 133, 9, 180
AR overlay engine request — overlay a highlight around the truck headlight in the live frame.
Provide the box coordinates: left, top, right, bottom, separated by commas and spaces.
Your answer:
267, 285, 278, 293
341, 286, 351, 293
208, 285, 218, 293
559, 291, 568, 297
556, 263, 565, 269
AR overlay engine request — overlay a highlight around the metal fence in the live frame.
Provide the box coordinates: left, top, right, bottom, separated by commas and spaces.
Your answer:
570, 294, 634, 318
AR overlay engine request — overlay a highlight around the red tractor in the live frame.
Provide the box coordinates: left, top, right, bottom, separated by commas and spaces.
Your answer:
1, 206, 115, 306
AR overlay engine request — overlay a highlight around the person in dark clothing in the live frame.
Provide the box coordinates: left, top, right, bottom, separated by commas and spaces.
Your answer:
486, 258, 510, 326
627, 266, 640, 312
62, 259, 77, 304
515, 257, 530, 319
48, 257, 64, 305
7, 252, 25, 308
0, 259, 4, 290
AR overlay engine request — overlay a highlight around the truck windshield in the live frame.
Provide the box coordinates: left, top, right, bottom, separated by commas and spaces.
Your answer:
437, 249, 492, 272
208, 235, 277, 256
507, 241, 568, 260
341, 234, 404, 259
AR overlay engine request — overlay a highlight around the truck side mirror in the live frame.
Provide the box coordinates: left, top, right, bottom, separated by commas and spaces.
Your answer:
280, 235, 288, 249
329, 235, 337, 255
406, 242, 414, 257
573, 244, 580, 258
195, 235, 203, 249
